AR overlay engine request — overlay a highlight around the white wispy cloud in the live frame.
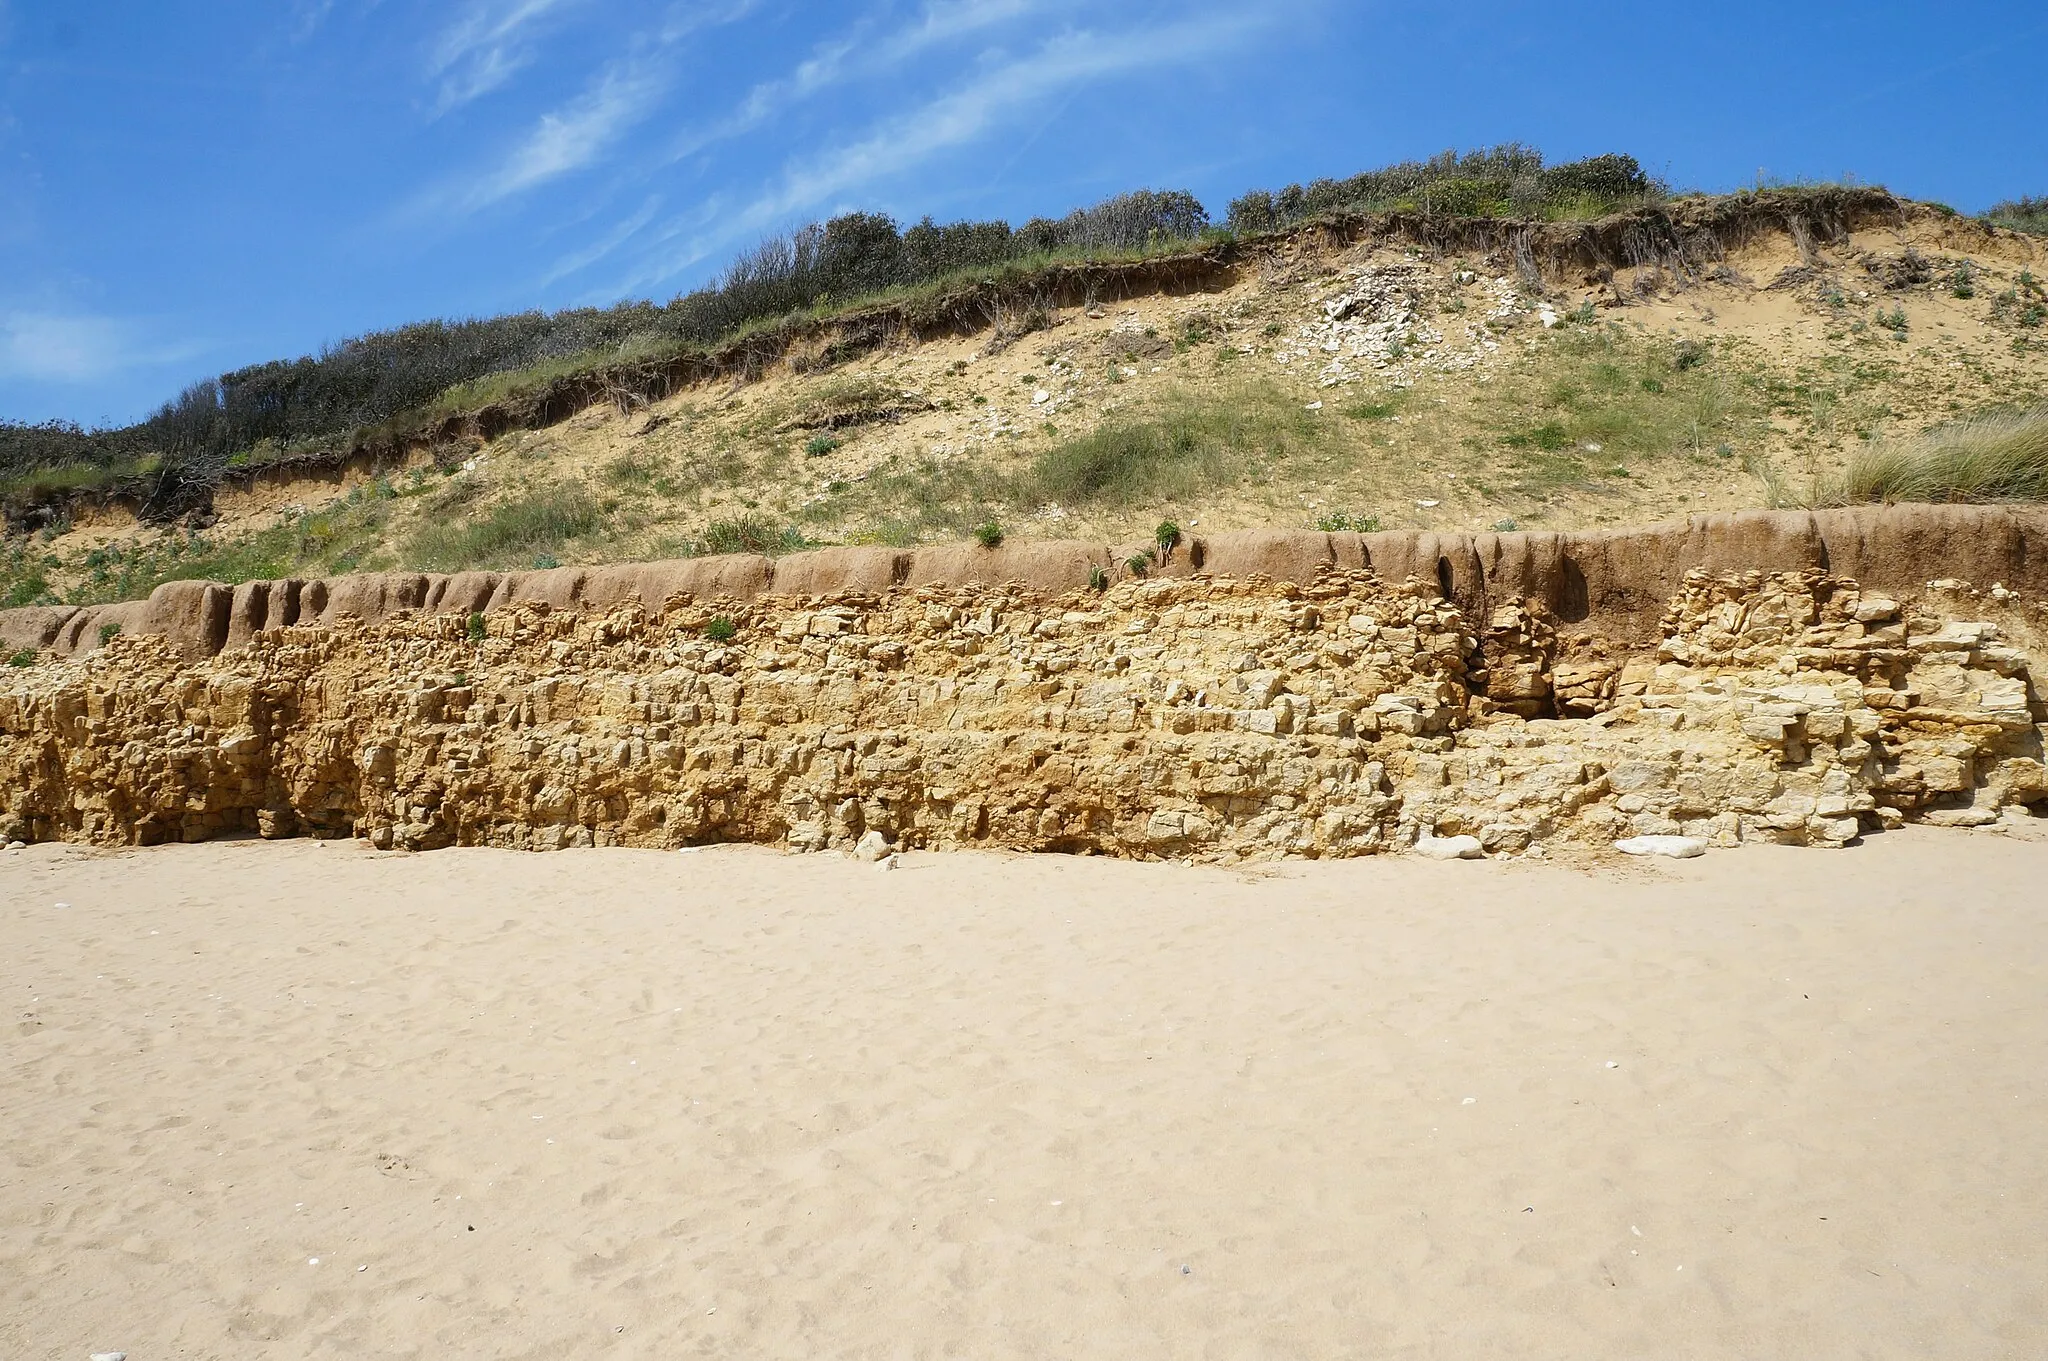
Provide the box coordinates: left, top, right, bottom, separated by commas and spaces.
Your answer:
667, 0, 1051, 165
427, 0, 583, 113
616, 9, 1268, 292
0, 312, 205, 384
540, 196, 662, 286
413, 1, 758, 219
478, 55, 671, 205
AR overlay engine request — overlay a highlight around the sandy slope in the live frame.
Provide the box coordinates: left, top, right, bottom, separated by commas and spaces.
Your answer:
4, 833, 2046, 1358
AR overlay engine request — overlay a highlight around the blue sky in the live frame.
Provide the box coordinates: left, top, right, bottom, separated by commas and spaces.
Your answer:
2, 0, 2043, 427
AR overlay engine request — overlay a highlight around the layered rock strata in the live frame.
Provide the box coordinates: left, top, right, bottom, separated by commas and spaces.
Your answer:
1, 568, 2040, 858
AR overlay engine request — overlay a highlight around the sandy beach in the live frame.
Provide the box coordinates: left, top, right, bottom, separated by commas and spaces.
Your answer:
4, 832, 2046, 1358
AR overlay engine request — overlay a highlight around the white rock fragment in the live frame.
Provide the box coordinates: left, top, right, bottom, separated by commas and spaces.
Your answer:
1416, 499, 1440, 509
90, 1353, 127, 1361
1614, 835, 1706, 858
1031, 389, 1049, 405
1415, 833, 1484, 860
852, 830, 891, 862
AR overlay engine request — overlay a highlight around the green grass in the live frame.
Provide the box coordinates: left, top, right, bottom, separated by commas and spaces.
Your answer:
694, 512, 809, 556
1481, 326, 1760, 495
0, 454, 161, 501
405, 483, 602, 571
1820, 405, 2048, 504
1029, 380, 1321, 508
52, 487, 398, 606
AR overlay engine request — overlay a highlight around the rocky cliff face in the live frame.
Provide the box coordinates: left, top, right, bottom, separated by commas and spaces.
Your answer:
2, 565, 2040, 858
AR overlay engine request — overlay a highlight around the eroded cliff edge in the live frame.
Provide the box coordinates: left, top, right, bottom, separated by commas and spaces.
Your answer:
1, 547, 2042, 858
6, 505, 2048, 665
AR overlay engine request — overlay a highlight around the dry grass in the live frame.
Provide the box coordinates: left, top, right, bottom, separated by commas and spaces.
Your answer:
1821, 405, 2048, 504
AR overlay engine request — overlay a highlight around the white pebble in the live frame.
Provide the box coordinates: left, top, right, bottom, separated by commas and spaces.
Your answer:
308, 1257, 320, 1265
90, 1353, 126, 1361
54, 902, 68, 910
1614, 835, 1706, 859
1606, 1060, 1620, 1069
1461, 1096, 1476, 1105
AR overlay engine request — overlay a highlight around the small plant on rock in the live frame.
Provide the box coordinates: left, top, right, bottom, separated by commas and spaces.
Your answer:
466, 611, 487, 644
7, 648, 35, 668
1089, 565, 1109, 592
974, 518, 1004, 549
703, 615, 738, 643
97, 622, 122, 646
804, 433, 842, 457
1125, 548, 1154, 578
1154, 519, 1182, 560
1315, 511, 1381, 533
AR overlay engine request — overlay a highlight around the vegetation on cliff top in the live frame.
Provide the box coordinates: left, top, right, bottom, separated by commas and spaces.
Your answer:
0, 145, 1874, 508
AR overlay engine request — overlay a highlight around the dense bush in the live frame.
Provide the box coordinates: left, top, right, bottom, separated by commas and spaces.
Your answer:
1225, 145, 1660, 232
1984, 196, 2048, 236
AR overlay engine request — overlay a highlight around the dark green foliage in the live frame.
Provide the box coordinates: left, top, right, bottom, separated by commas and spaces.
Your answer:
1088, 565, 1109, 592
7, 648, 35, 667
804, 433, 842, 457
1226, 145, 1659, 232
703, 614, 738, 643
466, 611, 487, 643
97, 622, 121, 645
974, 518, 1004, 548
1155, 520, 1182, 556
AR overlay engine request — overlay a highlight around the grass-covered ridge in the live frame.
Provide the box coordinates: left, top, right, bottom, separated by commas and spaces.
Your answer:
1, 145, 1860, 514
1225, 145, 1664, 232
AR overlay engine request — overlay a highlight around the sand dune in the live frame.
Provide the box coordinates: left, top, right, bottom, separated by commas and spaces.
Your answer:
4, 832, 2046, 1358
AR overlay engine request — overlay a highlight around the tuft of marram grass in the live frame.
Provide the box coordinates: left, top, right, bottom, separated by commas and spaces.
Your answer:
1823, 405, 2048, 505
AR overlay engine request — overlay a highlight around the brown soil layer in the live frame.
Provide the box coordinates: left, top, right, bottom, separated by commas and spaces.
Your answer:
5, 506, 2044, 663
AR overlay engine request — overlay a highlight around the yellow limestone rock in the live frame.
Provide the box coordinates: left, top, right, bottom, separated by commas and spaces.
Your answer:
0, 568, 2041, 859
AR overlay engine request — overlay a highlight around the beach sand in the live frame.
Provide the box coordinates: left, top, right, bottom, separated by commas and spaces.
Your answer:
4, 830, 2046, 1358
